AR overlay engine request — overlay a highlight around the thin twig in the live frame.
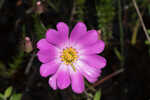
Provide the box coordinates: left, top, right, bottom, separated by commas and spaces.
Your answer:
25, 51, 36, 75
93, 68, 124, 87
132, 0, 150, 42
86, 68, 124, 91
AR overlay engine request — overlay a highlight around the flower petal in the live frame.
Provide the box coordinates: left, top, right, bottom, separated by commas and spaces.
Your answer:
80, 55, 106, 69
81, 40, 105, 54
40, 60, 60, 77
77, 30, 98, 47
37, 39, 55, 50
77, 61, 101, 83
49, 75, 57, 90
69, 67, 85, 94
57, 64, 70, 89
37, 48, 56, 63
70, 22, 87, 43
46, 29, 67, 47
37, 39, 58, 63
56, 22, 69, 38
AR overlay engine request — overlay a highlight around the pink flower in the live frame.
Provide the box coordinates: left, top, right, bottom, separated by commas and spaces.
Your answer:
37, 22, 106, 93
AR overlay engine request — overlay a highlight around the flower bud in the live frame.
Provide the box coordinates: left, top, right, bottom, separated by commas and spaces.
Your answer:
35, 1, 46, 14
24, 37, 33, 53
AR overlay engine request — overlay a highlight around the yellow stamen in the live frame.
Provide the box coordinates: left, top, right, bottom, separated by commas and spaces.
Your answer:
60, 47, 78, 71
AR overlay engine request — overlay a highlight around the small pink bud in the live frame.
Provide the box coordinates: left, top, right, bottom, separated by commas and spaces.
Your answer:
36, 1, 41, 6
25, 37, 33, 53
35, 1, 46, 14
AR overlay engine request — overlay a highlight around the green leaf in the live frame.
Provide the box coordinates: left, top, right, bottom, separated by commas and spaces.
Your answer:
94, 89, 101, 100
10, 94, 22, 100
4, 86, 13, 98
0, 93, 4, 99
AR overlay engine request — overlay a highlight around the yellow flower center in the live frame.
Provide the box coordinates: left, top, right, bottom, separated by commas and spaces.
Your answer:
61, 47, 78, 64
60, 47, 78, 71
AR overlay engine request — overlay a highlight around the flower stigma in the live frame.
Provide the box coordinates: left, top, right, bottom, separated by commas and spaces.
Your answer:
60, 47, 78, 71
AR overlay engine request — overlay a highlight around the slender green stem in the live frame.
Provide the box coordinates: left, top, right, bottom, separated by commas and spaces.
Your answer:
131, 19, 140, 45
118, 0, 124, 67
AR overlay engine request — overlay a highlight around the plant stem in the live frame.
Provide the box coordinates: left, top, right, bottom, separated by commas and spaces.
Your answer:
118, 0, 124, 67
25, 51, 36, 75
131, 19, 140, 45
132, 0, 150, 42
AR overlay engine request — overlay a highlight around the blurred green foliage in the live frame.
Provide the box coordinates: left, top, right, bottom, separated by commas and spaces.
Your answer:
33, 14, 47, 40
96, 0, 115, 42
0, 86, 22, 100
75, 0, 85, 21
0, 45, 24, 78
